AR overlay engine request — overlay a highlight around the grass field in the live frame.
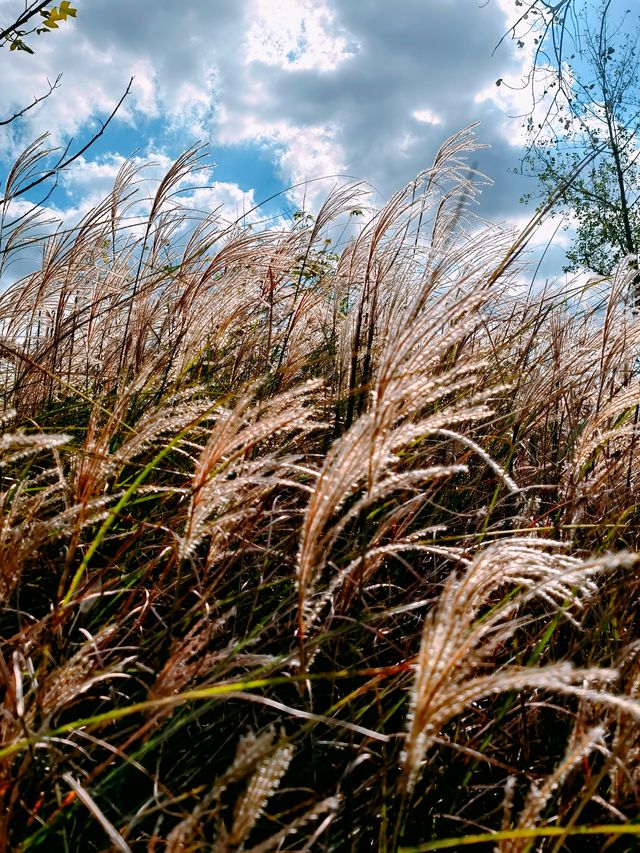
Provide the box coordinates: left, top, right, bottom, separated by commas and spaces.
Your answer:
1, 127, 640, 851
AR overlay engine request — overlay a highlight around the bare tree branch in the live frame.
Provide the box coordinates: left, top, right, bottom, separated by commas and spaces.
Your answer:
0, 73, 62, 126
6, 77, 134, 202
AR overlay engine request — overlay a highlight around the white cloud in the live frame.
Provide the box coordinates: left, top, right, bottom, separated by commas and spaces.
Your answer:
412, 109, 443, 126
183, 182, 263, 226
0, 0, 552, 247
244, 0, 357, 71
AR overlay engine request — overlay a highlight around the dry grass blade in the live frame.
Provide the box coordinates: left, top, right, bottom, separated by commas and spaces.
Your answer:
61, 773, 131, 852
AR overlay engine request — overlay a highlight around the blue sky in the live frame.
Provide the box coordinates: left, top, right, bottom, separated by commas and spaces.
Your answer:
0, 0, 636, 285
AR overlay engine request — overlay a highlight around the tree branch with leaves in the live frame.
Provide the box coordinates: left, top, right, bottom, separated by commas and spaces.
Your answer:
511, 0, 640, 297
0, 1, 77, 54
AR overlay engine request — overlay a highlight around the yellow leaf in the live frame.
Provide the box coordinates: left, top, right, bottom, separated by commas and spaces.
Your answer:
59, 1, 78, 17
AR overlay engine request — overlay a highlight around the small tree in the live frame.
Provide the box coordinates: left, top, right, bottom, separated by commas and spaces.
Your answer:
514, 1, 640, 292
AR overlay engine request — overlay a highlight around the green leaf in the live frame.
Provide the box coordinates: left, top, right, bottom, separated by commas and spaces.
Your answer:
10, 38, 35, 53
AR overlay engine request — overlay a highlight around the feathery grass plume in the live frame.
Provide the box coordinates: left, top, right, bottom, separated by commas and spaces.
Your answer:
164, 727, 292, 851
610, 642, 640, 809
273, 182, 365, 377
0, 135, 62, 277
561, 381, 640, 525
400, 541, 637, 794
117, 145, 210, 376
179, 379, 322, 563
294, 320, 491, 660
225, 740, 294, 848
150, 606, 237, 706
497, 724, 608, 853
0, 429, 69, 600
21, 623, 136, 730
295, 130, 514, 661
56, 366, 222, 601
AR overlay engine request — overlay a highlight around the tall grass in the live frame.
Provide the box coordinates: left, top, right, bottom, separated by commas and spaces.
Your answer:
1, 127, 640, 850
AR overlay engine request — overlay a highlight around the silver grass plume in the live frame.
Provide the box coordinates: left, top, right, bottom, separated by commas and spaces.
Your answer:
401, 541, 638, 793
497, 724, 608, 853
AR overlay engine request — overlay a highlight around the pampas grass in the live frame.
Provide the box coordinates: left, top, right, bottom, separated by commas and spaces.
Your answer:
1, 127, 640, 850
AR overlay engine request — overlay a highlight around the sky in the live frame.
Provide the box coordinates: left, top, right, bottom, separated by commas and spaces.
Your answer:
0, 0, 629, 285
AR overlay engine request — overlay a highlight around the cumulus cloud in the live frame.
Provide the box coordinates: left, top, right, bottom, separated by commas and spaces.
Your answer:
0, 0, 572, 279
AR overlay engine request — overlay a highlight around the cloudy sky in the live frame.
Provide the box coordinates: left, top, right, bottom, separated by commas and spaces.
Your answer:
0, 0, 606, 281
